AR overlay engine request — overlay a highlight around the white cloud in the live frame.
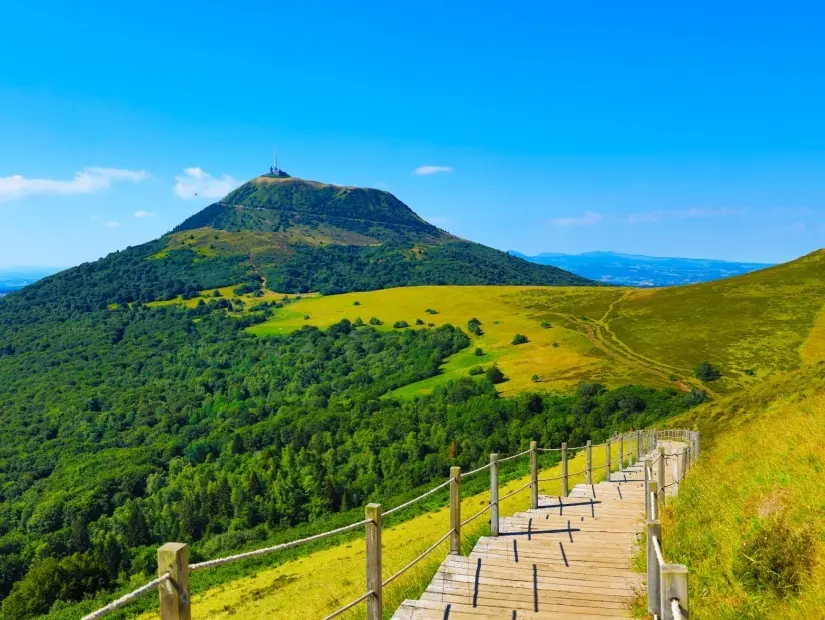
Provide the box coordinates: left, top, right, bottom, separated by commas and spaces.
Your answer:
550, 211, 603, 228
134, 210, 156, 218
0, 167, 149, 202
628, 207, 748, 224
103, 221, 122, 229
414, 165, 453, 176
174, 167, 240, 200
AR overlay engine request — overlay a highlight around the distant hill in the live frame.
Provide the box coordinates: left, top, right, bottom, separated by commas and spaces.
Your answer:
0, 268, 61, 296
8, 173, 590, 311
508, 250, 772, 287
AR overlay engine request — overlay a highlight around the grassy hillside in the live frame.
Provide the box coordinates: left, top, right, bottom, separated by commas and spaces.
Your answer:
651, 364, 825, 619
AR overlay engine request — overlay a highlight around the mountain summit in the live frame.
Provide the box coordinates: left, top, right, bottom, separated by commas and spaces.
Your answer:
14, 174, 592, 309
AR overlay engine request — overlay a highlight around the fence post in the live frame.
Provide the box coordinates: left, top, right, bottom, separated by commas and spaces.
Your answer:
450, 466, 461, 554
649, 481, 659, 520
696, 431, 701, 457
653, 428, 658, 450
158, 543, 190, 620
605, 439, 612, 480
657, 446, 666, 503
618, 434, 624, 471
661, 564, 689, 620
490, 454, 499, 537
585, 440, 592, 485
644, 457, 651, 519
680, 449, 688, 487
365, 503, 382, 620
629, 433, 635, 466
646, 520, 662, 616
637, 430, 642, 460
530, 441, 538, 509
561, 442, 568, 497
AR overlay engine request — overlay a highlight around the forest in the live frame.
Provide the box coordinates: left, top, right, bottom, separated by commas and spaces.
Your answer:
0, 292, 703, 618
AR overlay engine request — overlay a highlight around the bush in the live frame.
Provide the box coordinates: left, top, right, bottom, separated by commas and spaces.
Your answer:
415, 318, 425, 325
468, 366, 484, 376
474, 347, 483, 356
393, 321, 409, 329
512, 334, 528, 345
467, 318, 483, 337
552, 342, 559, 348
531, 374, 539, 382
540, 321, 551, 328
353, 317, 364, 327
425, 308, 438, 315
369, 317, 383, 326
353, 300, 360, 306
695, 361, 721, 381
744, 368, 756, 376
486, 365, 505, 384
735, 510, 815, 598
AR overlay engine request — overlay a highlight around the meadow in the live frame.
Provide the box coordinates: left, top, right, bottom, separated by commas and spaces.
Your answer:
646, 363, 825, 619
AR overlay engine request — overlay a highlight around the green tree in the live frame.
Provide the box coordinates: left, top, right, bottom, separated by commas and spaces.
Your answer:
695, 361, 721, 381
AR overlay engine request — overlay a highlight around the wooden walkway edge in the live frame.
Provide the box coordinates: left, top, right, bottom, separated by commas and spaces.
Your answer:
392, 442, 684, 619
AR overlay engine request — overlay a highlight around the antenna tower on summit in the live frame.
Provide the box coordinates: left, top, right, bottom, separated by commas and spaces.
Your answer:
270, 148, 281, 175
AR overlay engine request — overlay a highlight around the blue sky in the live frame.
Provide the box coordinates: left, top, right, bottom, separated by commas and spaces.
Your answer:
1, 1, 824, 268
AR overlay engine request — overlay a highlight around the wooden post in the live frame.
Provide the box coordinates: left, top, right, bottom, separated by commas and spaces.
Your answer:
657, 446, 666, 503
637, 430, 642, 460
450, 466, 461, 554
618, 434, 624, 471
646, 520, 662, 616
585, 440, 592, 485
158, 543, 190, 620
653, 428, 658, 450
644, 457, 651, 519
530, 441, 538, 509
696, 431, 700, 457
660, 564, 689, 620
649, 481, 659, 520
605, 440, 612, 480
673, 450, 681, 495
365, 503, 382, 620
679, 449, 688, 488
490, 454, 499, 537
561, 442, 568, 497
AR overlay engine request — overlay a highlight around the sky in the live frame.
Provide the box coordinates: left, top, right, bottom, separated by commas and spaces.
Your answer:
1, 1, 824, 268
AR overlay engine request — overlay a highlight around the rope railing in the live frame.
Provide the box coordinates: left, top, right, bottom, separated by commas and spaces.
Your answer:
81, 574, 171, 620
83, 428, 697, 620
644, 430, 699, 620
383, 479, 452, 516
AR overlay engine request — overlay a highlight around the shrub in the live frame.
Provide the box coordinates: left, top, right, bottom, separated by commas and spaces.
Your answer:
369, 317, 383, 326
474, 347, 483, 356
486, 365, 505, 384
512, 334, 528, 345
540, 321, 551, 328
427, 322, 435, 327
303, 315, 310, 320
744, 368, 756, 376
468, 366, 484, 376
393, 321, 409, 329
735, 509, 815, 598
695, 361, 721, 381
531, 374, 539, 382
467, 318, 483, 336
552, 342, 559, 348
212, 290, 222, 297
415, 318, 425, 325
425, 308, 438, 314
353, 300, 360, 306
353, 317, 364, 327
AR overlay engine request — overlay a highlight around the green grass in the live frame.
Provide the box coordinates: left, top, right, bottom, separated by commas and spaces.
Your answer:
635, 364, 825, 619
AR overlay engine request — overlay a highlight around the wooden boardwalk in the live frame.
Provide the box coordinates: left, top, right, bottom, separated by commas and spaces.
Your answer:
393, 443, 682, 619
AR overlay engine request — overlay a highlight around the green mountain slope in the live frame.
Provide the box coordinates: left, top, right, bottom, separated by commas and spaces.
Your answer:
10, 174, 591, 312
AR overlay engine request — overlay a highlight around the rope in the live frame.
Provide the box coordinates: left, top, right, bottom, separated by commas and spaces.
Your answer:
671, 598, 684, 620
190, 519, 370, 571
460, 503, 492, 527
382, 528, 455, 587
652, 535, 665, 566
536, 447, 562, 453
81, 573, 171, 619
499, 481, 532, 502
460, 462, 492, 479
384, 479, 452, 516
537, 474, 563, 482
499, 448, 531, 462
321, 589, 375, 619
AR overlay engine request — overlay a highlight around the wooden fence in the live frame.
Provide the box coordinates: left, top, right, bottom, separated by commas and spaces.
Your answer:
82, 428, 699, 620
